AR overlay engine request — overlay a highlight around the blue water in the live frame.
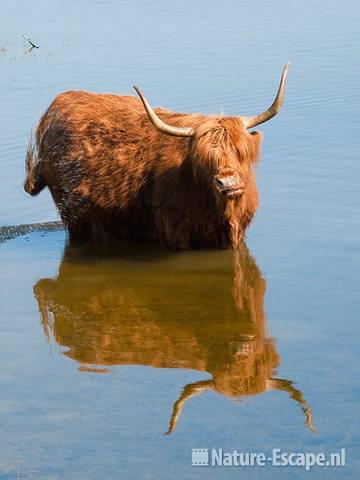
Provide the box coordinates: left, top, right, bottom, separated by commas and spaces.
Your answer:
0, 1, 359, 478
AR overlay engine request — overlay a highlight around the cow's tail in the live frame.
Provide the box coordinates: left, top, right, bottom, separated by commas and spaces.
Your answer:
24, 135, 46, 196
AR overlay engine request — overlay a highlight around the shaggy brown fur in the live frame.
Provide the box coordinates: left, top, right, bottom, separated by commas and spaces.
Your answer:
24, 90, 263, 249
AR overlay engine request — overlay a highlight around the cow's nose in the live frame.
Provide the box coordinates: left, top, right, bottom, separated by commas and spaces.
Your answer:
215, 176, 236, 190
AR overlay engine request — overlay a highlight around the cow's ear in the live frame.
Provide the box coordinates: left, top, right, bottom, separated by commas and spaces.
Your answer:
249, 131, 263, 162
250, 131, 263, 142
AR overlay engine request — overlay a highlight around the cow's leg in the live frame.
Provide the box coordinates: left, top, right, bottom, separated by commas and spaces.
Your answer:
154, 209, 191, 250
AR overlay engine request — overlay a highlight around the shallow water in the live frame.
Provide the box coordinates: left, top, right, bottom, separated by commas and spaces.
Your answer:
0, 1, 359, 479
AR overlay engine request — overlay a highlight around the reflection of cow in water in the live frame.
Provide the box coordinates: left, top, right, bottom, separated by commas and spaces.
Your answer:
34, 243, 315, 434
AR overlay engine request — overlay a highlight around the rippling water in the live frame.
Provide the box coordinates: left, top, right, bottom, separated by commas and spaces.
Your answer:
0, 1, 359, 479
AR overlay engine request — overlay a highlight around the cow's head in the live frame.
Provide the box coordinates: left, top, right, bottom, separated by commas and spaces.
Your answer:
190, 117, 262, 199
134, 63, 289, 199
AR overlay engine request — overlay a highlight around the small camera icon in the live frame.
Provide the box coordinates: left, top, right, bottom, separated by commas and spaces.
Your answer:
192, 448, 209, 466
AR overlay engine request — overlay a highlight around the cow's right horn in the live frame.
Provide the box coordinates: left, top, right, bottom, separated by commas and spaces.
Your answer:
134, 86, 194, 137
165, 379, 214, 435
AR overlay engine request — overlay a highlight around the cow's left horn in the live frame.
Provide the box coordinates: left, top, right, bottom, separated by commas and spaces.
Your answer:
134, 86, 194, 137
267, 377, 317, 433
242, 63, 290, 129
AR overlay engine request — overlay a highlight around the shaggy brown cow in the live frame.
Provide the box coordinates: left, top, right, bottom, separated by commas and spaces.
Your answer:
24, 64, 289, 249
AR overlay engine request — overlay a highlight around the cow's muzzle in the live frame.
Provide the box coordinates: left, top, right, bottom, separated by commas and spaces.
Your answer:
214, 170, 246, 198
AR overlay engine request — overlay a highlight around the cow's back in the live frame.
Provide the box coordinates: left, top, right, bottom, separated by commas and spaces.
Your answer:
36, 91, 163, 242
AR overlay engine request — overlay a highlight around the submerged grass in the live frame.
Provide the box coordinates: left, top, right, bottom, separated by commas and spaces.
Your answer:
0, 221, 63, 244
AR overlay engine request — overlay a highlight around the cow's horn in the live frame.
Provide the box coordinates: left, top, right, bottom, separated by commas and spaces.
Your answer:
267, 377, 317, 433
165, 379, 214, 435
134, 86, 194, 137
242, 63, 290, 129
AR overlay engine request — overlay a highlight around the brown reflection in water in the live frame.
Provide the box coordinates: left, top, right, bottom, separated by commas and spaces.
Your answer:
33, 243, 315, 434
